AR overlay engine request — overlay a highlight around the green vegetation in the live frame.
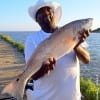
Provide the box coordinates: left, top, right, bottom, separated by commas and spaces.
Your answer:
0, 33, 100, 100
0, 33, 24, 52
80, 77, 100, 100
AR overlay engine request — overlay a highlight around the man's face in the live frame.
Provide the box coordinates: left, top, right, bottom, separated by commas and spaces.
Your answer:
35, 6, 56, 32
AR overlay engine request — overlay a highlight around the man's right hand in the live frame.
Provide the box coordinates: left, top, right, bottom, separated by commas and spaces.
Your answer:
31, 57, 56, 80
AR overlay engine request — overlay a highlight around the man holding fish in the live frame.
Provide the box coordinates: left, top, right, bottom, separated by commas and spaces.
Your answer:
25, 0, 90, 100
2, 0, 93, 100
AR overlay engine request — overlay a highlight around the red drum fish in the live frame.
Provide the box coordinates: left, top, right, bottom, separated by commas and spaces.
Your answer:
2, 18, 93, 100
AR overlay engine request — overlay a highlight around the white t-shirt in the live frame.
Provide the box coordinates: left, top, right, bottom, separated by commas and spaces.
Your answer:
24, 30, 87, 100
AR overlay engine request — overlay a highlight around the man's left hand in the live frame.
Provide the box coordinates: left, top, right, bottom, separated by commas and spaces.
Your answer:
75, 29, 91, 48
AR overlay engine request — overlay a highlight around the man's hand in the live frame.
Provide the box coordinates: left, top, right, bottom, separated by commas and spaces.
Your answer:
74, 29, 91, 64
31, 57, 56, 80
75, 29, 91, 48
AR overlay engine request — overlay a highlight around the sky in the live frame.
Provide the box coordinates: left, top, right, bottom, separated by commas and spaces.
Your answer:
0, 0, 100, 31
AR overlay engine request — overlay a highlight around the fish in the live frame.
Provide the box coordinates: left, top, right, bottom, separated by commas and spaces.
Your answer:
2, 18, 93, 100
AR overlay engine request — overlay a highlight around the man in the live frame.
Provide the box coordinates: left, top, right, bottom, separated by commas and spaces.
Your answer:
25, 0, 90, 100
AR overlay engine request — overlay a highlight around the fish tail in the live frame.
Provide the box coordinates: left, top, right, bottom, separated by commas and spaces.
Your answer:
2, 78, 26, 100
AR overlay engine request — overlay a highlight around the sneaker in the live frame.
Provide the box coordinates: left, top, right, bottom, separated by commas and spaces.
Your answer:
25, 80, 34, 91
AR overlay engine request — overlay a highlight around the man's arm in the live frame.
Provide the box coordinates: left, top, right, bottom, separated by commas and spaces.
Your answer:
74, 29, 91, 64
74, 45, 90, 64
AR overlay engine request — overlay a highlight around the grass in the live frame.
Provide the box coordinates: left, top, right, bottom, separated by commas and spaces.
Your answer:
0, 33, 24, 52
80, 77, 100, 100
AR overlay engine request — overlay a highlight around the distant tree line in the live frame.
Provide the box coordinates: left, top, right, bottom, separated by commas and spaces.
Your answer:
92, 28, 100, 33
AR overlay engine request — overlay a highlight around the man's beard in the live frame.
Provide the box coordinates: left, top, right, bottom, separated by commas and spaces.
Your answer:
41, 22, 54, 33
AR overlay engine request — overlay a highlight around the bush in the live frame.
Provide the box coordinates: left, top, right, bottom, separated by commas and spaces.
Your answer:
0, 34, 24, 52
80, 77, 100, 100
14, 42, 24, 52
3, 35, 12, 41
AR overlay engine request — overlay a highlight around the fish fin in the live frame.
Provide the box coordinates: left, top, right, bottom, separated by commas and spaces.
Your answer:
2, 78, 26, 100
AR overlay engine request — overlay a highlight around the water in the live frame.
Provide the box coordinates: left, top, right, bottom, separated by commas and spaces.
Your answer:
81, 33, 100, 83
0, 31, 33, 44
1, 31, 100, 82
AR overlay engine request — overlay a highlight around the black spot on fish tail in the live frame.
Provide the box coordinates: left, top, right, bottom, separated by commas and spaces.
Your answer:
16, 78, 19, 82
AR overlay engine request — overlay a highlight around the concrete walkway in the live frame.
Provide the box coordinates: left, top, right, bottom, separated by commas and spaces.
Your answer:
0, 38, 25, 99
